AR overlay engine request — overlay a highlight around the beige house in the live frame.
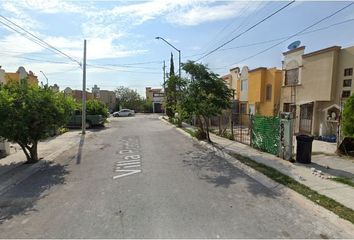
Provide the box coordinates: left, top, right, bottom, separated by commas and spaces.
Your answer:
280, 45, 354, 136
92, 85, 116, 112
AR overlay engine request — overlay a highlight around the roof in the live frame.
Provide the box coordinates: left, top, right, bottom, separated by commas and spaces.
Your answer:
283, 46, 305, 56
248, 67, 267, 73
302, 46, 341, 58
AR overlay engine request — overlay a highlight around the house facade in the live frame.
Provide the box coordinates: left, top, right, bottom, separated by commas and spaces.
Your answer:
222, 66, 281, 117
248, 67, 282, 116
63, 87, 93, 102
146, 87, 164, 113
0, 66, 38, 86
280, 45, 354, 136
92, 85, 116, 112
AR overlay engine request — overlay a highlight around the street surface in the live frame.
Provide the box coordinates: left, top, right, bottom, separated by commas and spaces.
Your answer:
0, 114, 352, 238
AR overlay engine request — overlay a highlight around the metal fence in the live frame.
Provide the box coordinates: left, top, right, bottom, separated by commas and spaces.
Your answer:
251, 115, 280, 155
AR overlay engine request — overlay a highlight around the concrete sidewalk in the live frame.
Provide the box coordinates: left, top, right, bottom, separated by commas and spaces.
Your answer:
0, 130, 92, 194
181, 122, 354, 211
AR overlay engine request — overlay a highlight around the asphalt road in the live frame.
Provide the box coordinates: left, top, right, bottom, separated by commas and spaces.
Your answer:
0, 114, 352, 238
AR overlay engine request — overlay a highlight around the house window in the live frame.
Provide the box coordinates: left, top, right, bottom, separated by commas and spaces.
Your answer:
265, 84, 272, 101
283, 103, 296, 115
343, 79, 352, 87
240, 103, 247, 114
241, 80, 247, 91
285, 68, 299, 86
344, 68, 353, 76
342, 90, 351, 98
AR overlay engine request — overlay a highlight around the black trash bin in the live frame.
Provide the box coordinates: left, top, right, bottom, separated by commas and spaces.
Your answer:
296, 135, 314, 164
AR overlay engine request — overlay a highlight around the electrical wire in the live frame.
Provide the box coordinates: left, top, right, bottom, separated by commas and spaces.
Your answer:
86, 64, 161, 74
227, 2, 354, 68
194, 1, 295, 62
0, 15, 81, 66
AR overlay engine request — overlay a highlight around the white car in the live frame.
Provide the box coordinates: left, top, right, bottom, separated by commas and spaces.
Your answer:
113, 109, 135, 117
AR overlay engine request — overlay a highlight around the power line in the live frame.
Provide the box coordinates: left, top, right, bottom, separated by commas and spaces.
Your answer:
194, 1, 295, 62
0, 15, 81, 66
86, 64, 161, 74
227, 2, 354, 68
183, 17, 354, 61
0, 52, 77, 65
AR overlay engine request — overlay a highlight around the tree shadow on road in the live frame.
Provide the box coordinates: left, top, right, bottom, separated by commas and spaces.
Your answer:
181, 146, 278, 198
0, 162, 69, 224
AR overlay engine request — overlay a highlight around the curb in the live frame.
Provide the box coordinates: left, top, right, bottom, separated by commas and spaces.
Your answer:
0, 131, 93, 195
160, 117, 354, 234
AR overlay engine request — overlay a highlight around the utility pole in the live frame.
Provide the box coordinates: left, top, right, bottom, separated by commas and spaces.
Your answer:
163, 60, 166, 115
82, 39, 87, 135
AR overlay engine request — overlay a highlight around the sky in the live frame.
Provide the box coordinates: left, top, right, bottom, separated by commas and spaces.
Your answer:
1, 0, 354, 96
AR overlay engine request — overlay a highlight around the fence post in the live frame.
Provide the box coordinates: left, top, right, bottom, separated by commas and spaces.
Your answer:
230, 114, 234, 140
250, 115, 253, 146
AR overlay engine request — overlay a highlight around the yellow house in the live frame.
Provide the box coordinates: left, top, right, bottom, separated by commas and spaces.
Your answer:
0, 66, 38, 86
248, 67, 282, 116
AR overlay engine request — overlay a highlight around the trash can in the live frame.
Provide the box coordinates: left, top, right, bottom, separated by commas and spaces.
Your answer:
296, 135, 314, 164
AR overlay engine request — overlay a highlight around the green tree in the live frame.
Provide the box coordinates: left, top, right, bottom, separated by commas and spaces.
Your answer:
342, 93, 354, 137
165, 53, 186, 119
181, 61, 232, 142
115, 86, 143, 111
86, 99, 109, 118
0, 83, 76, 163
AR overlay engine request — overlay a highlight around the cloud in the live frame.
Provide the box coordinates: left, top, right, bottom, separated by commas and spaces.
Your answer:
166, 1, 265, 26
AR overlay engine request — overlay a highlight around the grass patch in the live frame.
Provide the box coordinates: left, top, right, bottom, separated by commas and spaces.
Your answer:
331, 176, 354, 188
229, 152, 354, 225
183, 128, 196, 138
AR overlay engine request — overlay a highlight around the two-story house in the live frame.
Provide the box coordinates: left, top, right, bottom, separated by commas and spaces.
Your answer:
222, 66, 282, 117
0, 66, 38, 86
146, 87, 164, 113
280, 45, 354, 136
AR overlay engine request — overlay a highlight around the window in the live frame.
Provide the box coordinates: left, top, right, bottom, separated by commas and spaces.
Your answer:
283, 103, 296, 115
285, 68, 299, 86
153, 93, 164, 97
241, 80, 247, 91
344, 68, 353, 76
240, 103, 247, 114
342, 91, 351, 98
343, 79, 352, 87
265, 84, 272, 101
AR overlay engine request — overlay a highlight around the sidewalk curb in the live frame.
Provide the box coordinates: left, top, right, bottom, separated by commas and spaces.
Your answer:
159, 117, 354, 234
0, 131, 92, 195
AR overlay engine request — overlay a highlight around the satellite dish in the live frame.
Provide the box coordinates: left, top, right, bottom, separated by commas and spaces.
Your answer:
287, 40, 301, 50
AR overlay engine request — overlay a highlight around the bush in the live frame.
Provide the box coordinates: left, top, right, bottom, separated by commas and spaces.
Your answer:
86, 99, 109, 118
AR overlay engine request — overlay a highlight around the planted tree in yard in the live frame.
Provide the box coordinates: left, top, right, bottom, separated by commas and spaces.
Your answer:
181, 61, 232, 142
0, 83, 76, 163
165, 53, 186, 120
342, 93, 354, 137
115, 86, 143, 111
86, 99, 109, 118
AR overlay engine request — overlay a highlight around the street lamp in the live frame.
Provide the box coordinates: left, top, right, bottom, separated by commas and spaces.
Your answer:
155, 36, 181, 80
40, 70, 48, 86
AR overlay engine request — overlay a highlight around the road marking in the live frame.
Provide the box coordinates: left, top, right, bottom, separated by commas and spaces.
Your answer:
116, 161, 140, 166
113, 136, 142, 180
119, 164, 141, 168
113, 170, 141, 179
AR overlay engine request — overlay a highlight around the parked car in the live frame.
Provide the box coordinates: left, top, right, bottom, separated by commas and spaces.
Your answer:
67, 110, 105, 128
113, 109, 135, 117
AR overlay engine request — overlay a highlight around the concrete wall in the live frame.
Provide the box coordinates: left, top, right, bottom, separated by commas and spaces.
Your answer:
98, 90, 116, 111
239, 66, 249, 102
0, 68, 5, 85
299, 48, 339, 102
336, 46, 354, 104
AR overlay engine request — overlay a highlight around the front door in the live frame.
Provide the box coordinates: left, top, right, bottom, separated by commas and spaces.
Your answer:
299, 103, 313, 134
